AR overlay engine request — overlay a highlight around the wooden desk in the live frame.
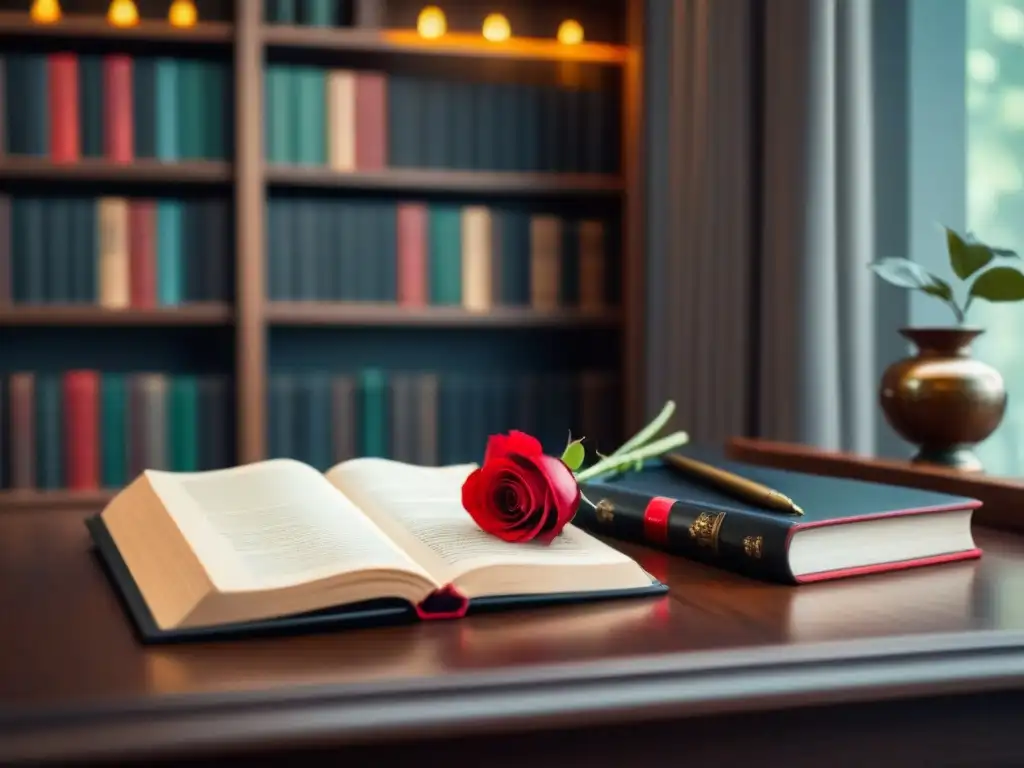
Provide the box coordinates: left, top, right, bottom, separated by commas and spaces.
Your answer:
4, 508, 1024, 767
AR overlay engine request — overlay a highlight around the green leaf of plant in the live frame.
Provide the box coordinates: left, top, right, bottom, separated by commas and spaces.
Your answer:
920, 277, 954, 303
968, 266, 1024, 303
561, 439, 586, 471
991, 246, 1020, 258
869, 258, 936, 290
947, 227, 995, 279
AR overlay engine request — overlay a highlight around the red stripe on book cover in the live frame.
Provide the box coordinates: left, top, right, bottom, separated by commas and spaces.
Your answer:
415, 584, 470, 621
48, 53, 80, 162
63, 371, 100, 490
103, 55, 133, 163
397, 202, 428, 306
643, 497, 675, 545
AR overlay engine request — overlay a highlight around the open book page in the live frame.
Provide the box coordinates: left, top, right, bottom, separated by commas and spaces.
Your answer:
145, 459, 434, 594
325, 458, 650, 596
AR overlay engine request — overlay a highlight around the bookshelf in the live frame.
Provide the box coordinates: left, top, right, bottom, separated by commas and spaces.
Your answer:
0, 0, 645, 508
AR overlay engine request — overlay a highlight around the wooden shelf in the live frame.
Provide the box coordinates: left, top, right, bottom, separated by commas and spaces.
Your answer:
0, 305, 233, 327
0, 490, 114, 512
0, 12, 233, 44
266, 302, 622, 328
265, 166, 624, 195
0, 157, 232, 184
262, 25, 629, 65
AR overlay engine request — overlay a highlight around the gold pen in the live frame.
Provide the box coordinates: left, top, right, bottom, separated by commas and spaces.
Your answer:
661, 453, 805, 515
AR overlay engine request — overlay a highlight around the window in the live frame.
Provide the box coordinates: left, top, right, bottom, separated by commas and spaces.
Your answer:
966, 0, 1024, 474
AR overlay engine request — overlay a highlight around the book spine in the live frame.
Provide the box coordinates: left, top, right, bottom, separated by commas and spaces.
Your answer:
330, 374, 357, 462
9, 373, 36, 489
129, 199, 157, 308
169, 375, 199, 472
98, 197, 131, 308
35, 374, 63, 490
0, 56, 5, 158
529, 214, 561, 310
197, 375, 230, 470
0, 194, 9, 304
154, 58, 179, 161
132, 56, 157, 159
48, 53, 80, 163
63, 370, 100, 490
156, 199, 183, 305
100, 373, 128, 488
79, 55, 104, 158
46, 198, 72, 302
359, 368, 387, 458
354, 72, 387, 170
460, 206, 492, 313
326, 69, 356, 171
102, 55, 133, 163
573, 486, 797, 584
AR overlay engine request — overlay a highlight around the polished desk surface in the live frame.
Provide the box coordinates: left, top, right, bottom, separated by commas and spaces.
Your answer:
4, 508, 1024, 765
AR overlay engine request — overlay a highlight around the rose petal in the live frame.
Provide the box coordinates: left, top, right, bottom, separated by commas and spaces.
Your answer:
462, 464, 515, 538
504, 430, 544, 457
483, 434, 511, 464
517, 454, 580, 542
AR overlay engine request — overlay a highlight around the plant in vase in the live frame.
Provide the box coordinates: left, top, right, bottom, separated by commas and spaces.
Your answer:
869, 228, 1024, 472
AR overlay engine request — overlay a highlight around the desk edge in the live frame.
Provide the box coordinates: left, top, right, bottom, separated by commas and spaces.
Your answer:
3, 629, 1024, 764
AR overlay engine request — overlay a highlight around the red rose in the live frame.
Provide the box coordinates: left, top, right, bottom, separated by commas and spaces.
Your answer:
461, 430, 581, 544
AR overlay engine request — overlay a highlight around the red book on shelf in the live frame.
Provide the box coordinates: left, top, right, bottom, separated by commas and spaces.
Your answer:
64, 371, 100, 491
48, 53, 80, 163
129, 200, 157, 308
354, 72, 387, 170
102, 55, 133, 163
396, 202, 428, 306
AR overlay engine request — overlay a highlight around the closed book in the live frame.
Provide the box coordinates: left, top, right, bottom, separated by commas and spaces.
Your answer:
576, 447, 983, 585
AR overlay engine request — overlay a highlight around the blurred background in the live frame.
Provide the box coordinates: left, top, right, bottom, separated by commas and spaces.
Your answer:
0, 0, 1020, 510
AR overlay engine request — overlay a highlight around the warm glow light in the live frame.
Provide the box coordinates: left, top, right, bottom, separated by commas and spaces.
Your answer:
417, 6, 447, 39
557, 19, 584, 45
107, 0, 139, 27
168, 0, 197, 27
30, 0, 61, 24
481, 13, 510, 42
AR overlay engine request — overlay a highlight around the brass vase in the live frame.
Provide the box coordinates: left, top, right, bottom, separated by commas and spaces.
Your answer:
879, 328, 1007, 472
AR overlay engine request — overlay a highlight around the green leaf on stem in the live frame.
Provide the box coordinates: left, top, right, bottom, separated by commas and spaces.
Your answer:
869, 257, 941, 289
947, 228, 995, 279
920, 277, 954, 303
561, 439, 586, 471
967, 266, 1024, 304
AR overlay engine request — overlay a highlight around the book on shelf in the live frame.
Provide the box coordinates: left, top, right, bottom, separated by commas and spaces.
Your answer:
2, 52, 231, 164
264, 64, 619, 174
2, 371, 232, 493
89, 457, 666, 642
267, 369, 620, 470
575, 446, 982, 585
0, 193, 231, 306
265, 196, 612, 310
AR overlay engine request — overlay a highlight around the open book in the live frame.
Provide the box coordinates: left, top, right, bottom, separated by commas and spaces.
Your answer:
88, 457, 665, 643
